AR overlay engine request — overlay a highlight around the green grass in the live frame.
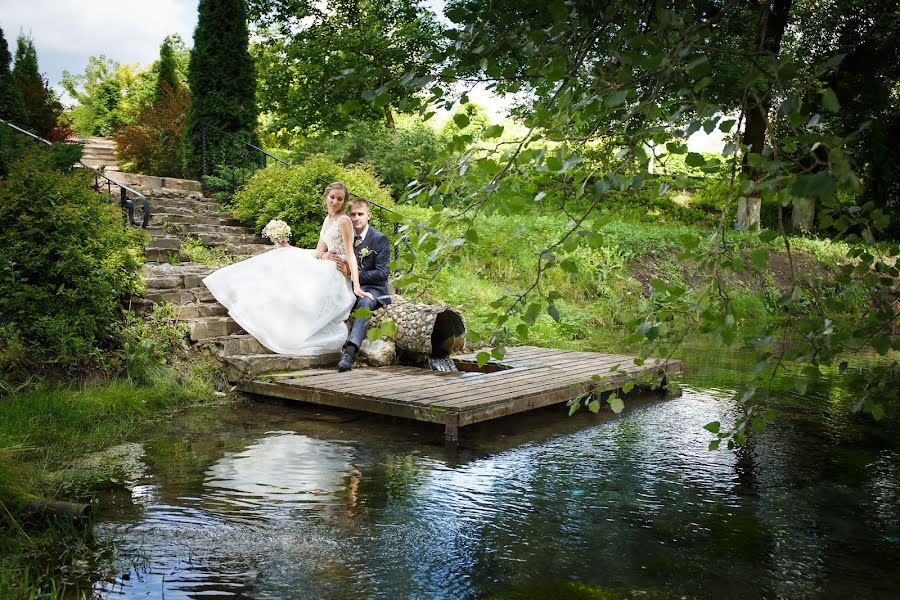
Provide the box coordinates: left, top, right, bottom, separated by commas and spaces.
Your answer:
0, 362, 223, 599
390, 203, 871, 351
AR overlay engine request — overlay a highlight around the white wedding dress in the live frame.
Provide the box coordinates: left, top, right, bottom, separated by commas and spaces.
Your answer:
202, 218, 356, 355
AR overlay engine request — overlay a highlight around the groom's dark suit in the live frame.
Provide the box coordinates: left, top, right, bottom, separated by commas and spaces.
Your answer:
347, 225, 391, 349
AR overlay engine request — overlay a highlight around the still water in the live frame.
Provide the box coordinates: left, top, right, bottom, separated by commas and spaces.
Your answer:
94, 350, 899, 599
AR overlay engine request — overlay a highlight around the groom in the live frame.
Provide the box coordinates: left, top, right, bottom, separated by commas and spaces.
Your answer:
324, 197, 391, 372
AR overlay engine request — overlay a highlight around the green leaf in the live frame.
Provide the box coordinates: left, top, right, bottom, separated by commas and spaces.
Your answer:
453, 113, 470, 128
476, 351, 490, 368
749, 248, 769, 268
547, 304, 560, 322
822, 88, 841, 113
685, 152, 706, 167
759, 229, 779, 243
516, 323, 529, 339
708, 439, 721, 451
588, 399, 600, 413
483, 124, 504, 139
606, 90, 627, 107
704, 421, 721, 434
560, 259, 578, 273
352, 308, 373, 319
608, 395, 624, 414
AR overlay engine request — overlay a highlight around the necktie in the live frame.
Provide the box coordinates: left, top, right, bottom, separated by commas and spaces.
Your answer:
354, 234, 362, 247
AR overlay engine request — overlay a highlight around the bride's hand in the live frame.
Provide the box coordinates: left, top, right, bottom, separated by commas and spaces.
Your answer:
354, 286, 374, 300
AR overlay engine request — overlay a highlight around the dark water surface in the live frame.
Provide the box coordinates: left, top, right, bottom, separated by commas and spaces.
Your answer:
94, 349, 899, 599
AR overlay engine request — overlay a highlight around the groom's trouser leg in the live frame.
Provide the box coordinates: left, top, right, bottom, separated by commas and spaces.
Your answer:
347, 296, 379, 349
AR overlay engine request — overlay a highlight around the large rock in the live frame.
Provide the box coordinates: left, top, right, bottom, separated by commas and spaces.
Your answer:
359, 338, 396, 367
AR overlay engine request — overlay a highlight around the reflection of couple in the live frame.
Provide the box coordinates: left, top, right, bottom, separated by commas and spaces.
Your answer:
203, 182, 391, 371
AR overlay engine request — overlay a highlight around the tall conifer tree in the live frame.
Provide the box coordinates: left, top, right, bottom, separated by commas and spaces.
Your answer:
184, 0, 258, 175
0, 26, 26, 124
155, 35, 180, 101
13, 34, 64, 138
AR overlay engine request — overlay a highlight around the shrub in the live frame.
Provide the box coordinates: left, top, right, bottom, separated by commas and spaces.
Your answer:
115, 83, 190, 178
0, 148, 144, 366
233, 155, 393, 248
293, 115, 444, 200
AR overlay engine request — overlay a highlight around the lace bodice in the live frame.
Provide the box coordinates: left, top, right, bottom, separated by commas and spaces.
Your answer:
321, 217, 348, 257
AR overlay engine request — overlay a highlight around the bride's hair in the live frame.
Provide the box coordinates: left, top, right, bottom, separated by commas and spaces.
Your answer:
322, 182, 349, 208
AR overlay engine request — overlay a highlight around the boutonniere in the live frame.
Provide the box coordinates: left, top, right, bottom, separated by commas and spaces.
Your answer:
359, 247, 375, 258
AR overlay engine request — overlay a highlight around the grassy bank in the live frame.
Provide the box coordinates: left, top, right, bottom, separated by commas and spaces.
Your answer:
0, 360, 226, 599
393, 205, 866, 353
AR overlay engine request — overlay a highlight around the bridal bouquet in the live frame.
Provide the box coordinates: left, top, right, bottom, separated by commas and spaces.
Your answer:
262, 219, 291, 244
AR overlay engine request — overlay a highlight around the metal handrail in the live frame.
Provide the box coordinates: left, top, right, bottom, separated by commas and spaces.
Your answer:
1, 119, 151, 228
201, 123, 289, 166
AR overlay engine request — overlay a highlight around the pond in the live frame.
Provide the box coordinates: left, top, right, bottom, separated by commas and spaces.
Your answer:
91, 348, 899, 599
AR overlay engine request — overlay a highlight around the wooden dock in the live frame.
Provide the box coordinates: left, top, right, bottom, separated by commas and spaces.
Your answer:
236, 346, 683, 441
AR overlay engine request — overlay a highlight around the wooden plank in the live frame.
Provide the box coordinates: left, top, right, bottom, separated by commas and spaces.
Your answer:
447, 365, 674, 410
236, 380, 453, 424
383, 354, 656, 405
444, 359, 682, 408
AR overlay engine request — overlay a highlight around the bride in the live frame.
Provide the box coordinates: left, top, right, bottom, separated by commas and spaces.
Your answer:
202, 182, 373, 356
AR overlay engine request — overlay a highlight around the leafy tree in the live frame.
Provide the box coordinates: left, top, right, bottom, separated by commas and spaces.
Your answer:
12, 33, 65, 140
375, 0, 899, 437
293, 114, 444, 199
120, 34, 190, 124
184, 0, 258, 176
0, 25, 25, 124
61, 55, 128, 136
156, 35, 180, 100
788, 0, 900, 237
115, 82, 191, 177
249, 0, 441, 135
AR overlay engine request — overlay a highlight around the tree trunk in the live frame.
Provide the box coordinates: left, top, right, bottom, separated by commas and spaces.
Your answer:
791, 196, 815, 231
737, 0, 793, 231
384, 104, 396, 137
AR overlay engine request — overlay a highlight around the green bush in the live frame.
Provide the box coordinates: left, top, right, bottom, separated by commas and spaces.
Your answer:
0, 148, 144, 366
292, 115, 444, 200
233, 154, 393, 248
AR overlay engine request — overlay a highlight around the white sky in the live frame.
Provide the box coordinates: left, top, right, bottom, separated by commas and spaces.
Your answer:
0, 0, 199, 99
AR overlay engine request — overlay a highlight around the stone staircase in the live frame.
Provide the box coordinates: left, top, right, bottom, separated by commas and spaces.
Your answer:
70, 136, 119, 171
129, 176, 340, 380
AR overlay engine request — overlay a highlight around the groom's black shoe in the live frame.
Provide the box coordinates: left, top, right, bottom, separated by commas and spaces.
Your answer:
337, 353, 353, 372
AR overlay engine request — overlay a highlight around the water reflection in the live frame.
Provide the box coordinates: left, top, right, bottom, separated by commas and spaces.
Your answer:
203, 432, 361, 518
92, 354, 900, 599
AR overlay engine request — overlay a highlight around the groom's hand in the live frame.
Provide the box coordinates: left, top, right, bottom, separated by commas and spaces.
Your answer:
322, 251, 351, 277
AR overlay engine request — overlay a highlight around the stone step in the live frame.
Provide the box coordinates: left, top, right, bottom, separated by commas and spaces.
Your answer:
145, 227, 258, 243
144, 248, 190, 263
141, 262, 217, 288
150, 213, 243, 227
142, 285, 215, 305
223, 353, 340, 379
145, 197, 222, 212
197, 232, 263, 246
188, 316, 244, 341
150, 223, 256, 237
198, 334, 273, 358
172, 301, 228, 319
146, 236, 182, 251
